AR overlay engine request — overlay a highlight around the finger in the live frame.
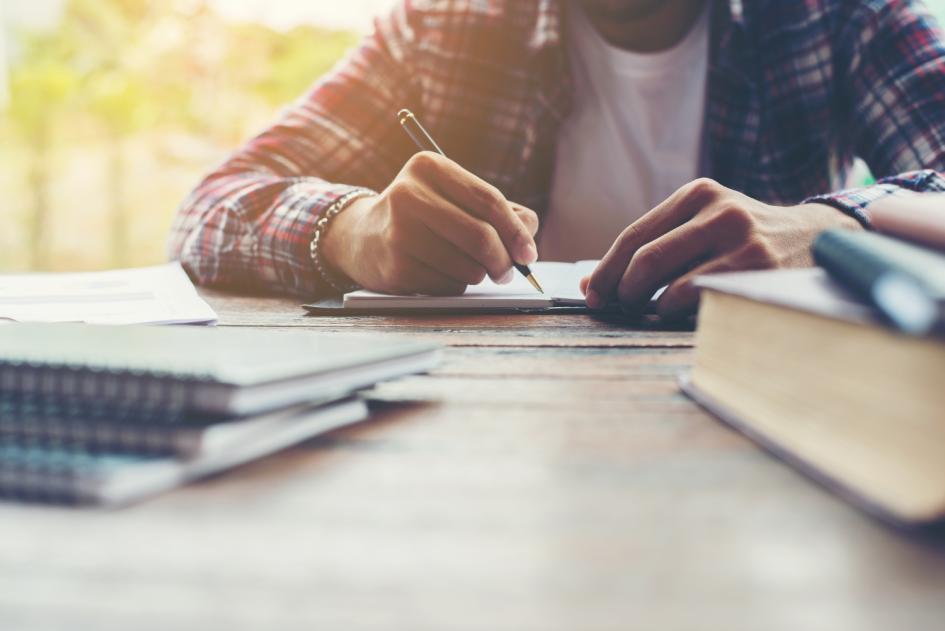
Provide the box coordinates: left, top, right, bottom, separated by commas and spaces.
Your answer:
411, 152, 537, 265
407, 224, 488, 286
585, 179, 722, 309
580, 276, 590, 295
655, 253, 742, 318
511, 204, 540, 237
388, 256, 468, 296
615, 218, 719, 309
409, 191, 515, 281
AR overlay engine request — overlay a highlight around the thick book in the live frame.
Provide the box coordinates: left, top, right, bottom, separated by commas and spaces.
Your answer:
683, 268, 945, 526
0, 323, 439, 416
0, 397, 369, 506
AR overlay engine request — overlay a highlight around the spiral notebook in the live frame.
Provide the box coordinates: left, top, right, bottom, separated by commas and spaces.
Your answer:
0, 323, 440, 416
0, 397, 368, 505
0, 394, 352, 457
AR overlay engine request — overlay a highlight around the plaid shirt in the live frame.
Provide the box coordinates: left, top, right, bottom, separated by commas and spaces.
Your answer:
168, 0, 945, 297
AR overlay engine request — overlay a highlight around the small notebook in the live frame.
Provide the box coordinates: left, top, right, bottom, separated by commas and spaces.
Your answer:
305, 261, 599, 314
0, 263, 217, 325
0, 323, 440, 416
0, 397, 369, 506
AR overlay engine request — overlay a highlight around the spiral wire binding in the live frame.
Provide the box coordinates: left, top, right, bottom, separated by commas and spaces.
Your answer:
0, 360, 219, 504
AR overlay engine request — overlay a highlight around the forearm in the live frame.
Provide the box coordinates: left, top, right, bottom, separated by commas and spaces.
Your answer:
167, 172, 372, 297
167, 2, 418, 296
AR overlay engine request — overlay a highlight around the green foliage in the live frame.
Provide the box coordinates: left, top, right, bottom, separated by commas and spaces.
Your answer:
232, 24, 358, 106
1, 0, 358, 271
7, 32, 80, 137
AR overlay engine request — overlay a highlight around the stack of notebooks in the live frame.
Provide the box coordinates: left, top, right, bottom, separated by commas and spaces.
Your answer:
683, 202, 945, 526
0, 324, 439, 505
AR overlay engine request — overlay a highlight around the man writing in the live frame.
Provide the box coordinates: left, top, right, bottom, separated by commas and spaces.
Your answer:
169, 0, 945, 316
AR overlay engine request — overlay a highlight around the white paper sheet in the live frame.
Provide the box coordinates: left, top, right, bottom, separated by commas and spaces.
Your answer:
0, 263, 218, 325
344, 261, 599, 309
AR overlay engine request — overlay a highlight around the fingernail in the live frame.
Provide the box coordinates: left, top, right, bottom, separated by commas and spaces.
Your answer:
498, 269, 514, 284
586, 289, 601, 309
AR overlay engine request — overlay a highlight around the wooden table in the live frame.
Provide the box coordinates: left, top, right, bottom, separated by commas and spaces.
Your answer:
2, 289, 944, 631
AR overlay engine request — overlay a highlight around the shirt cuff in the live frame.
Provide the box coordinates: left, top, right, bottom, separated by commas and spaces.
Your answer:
803, 184, 905, 229
804, 169, 945, 229
259, 181, 374, 297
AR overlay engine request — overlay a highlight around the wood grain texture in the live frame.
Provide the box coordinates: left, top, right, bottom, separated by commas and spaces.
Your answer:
1, 290, 943, 631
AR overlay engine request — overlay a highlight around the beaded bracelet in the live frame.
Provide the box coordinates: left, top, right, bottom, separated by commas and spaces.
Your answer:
309, 188, 377, 294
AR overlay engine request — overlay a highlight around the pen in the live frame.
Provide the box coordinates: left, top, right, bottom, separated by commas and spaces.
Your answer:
813, 229, 944, 336
397, 108, 544, 294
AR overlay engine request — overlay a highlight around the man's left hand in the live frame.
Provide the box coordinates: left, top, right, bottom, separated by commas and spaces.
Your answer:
581, 178, 863, 317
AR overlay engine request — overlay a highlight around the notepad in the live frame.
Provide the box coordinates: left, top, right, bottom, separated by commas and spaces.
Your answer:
0, 323, 441, 416
0, 397, 370, 506
343, 261, 600, 310
0, 263, 217, 325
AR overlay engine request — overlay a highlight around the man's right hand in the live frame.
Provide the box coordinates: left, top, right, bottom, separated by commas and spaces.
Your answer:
320, 151, 539, 295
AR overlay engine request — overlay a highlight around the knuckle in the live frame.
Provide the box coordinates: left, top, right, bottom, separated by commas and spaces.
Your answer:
743, 238, 778, 267
716, 203, 755, 236
406, 151, 438, 174
518, 208, 539, 232
686, 178, 722, 200
632, 242, 663, 274
616, 224, 643, 255
472, 183, 506, 214
387, 180, 417, 208
471, 225, 497, 254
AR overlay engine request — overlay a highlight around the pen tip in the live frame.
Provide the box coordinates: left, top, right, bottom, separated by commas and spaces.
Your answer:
397, 109, 414, 123
527, 274, 545, 294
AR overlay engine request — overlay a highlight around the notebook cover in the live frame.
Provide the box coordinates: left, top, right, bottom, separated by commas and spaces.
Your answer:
0, 323, 439, 388
0, 393, 350, 457
678, 372, 943, 528
0, 397, 370, 506
695, 268, 879, 325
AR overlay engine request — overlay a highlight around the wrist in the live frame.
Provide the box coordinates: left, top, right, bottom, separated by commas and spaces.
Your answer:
801, 202, 865, 232
310, 189, 376, 293
320, 195, 374, 275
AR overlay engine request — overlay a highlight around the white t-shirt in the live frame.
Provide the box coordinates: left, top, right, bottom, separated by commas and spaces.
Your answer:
539, 4, 711, 261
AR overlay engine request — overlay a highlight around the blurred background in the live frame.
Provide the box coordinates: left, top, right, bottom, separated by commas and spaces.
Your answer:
1, 0, 944, 272
0, 0, 395, 272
